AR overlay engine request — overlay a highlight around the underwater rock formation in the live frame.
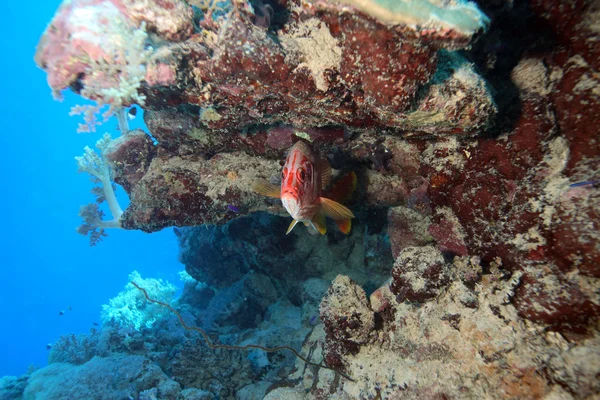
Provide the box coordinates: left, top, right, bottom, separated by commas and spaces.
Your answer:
19, 0, 600, 398
320, 275, 375, 369
274, 257, 600, 399
34, 0, 495, 231
24, 356, 182, 399
390, 245, 449, 303
420, 0, 600, 331
176, 214, 393, 291
35, 0, 493, 133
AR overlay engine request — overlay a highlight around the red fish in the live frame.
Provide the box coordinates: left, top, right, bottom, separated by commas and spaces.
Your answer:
252, 141, 356, 235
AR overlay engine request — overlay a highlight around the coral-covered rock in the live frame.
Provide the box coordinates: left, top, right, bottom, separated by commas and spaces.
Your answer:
177, 215, 294, 288
428, 206, 468, 256
120, 0, 194, 42
120, 152, 281, 231
109, 134, 419, 231
515, 264, 599, 332
320, 275, 374, 369
105, 130, 156, 192
144, 109, 346, 158
404, 50, 497, 135
34, 0, 193, 105
390, 246, 449, 303
548, 186, 600, 278
279, 257, 600, 399
160, 0, 492, 134
177, 213, 393, 294
418, 1, 600, 332
368, 279, 394, 314
24, 355, 181, 399
386, 206, 432, 258
37, 0, 493, 134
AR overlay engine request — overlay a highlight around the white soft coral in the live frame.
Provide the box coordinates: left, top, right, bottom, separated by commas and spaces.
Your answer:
75, 133, 123, 245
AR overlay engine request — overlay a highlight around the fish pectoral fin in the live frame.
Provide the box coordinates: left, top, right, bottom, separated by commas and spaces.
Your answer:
286, 220, 300, 235
335, 219, 352, 235
252, 179, 281, 198
311, 212, 327, 235
320, 197, 355, 220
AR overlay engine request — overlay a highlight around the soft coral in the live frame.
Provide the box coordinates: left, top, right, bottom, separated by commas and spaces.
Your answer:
75, 133, 123, 245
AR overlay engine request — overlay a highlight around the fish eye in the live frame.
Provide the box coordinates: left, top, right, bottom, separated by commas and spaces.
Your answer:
297, 168, 306, 182
282, 168, 287, 179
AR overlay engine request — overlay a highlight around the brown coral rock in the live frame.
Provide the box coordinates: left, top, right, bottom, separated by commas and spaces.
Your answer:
390, 246, 449, 303
105, 130, 156, 193
134, 0, 494, 135
280, 260, 600, 399
120, 152, 281, 231
320, 275, 375, 369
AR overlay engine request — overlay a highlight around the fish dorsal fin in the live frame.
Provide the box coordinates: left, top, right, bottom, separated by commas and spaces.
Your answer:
311, 212, 327, 235
252, 179, 281, 198
291, 140, 315, 160
286, 220, 299, 235
335, 219, 352, 235
293, 139, 311, 151
320, 197, 355, 220
319, 160, 332, 188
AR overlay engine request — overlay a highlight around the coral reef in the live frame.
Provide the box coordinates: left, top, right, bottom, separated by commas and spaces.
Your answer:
101, 271, 178, 330
389, 245, 449, 303
24, 356, 181, 400
34, 0, 496, 232
276, 257, 600, 399
18, 0, 600, 398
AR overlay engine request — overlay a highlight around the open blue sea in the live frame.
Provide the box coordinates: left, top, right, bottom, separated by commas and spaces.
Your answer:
0, 1, 181, 377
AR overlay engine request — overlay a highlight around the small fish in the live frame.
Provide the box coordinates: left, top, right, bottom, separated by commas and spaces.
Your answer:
93, 322, 99, 326
227, 204, 240, 213
59, 310, 65, 316
68, 306, 72, 311
252, 140, 356, 235
570, 180, 599, 188
46, 343, 53, 350
128, 107, 137, 120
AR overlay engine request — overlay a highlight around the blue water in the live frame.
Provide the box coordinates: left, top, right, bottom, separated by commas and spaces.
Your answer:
0, 1, 181, 377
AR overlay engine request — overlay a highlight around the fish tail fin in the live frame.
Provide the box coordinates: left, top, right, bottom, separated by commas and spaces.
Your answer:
335, 218, 352, 235
324, 171, 357, 204
321, 171, 356, 234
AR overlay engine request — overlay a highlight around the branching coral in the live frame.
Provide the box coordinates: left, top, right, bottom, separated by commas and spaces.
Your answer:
131, 281, 355, 382
48, 330, 100, 365
102, 271, 177, 330
75, 133, 124, 245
